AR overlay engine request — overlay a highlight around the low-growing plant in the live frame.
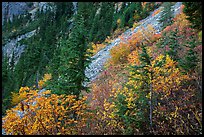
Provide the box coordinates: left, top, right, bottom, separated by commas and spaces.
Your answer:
3, 74, 93, 135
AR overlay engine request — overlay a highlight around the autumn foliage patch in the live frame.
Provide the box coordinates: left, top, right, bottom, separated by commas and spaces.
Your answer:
3, 74, 93, 135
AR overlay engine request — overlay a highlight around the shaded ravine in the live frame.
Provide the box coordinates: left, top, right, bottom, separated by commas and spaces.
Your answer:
84, 2, 182, 86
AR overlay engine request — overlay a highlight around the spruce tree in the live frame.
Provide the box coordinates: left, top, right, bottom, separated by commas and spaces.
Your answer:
165, 28, 180, 62
159, 2, 174, 30
89, 2, 114, 43
179, 37, 199, 72
128, 44, 153, 133
14, 52, 26, 90
2, 55, 17, 114
89, 12, 100, 42
183, 2, 202, 31
156, 28, 181, 63
52, 12, 89, 98
100, 2, 115, 39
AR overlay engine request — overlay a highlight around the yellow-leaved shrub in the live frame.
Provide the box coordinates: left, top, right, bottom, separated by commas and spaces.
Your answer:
86, 42, 106, 56
11, 87, 30, 106
38, 73, 52, 89
108, 42, 131, 66
3, 74, 93, 135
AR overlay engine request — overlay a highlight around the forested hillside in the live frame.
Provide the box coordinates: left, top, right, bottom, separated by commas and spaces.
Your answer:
2, 2, 202, 135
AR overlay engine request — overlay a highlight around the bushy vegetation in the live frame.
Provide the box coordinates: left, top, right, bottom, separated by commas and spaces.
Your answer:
2, 2, 202, 135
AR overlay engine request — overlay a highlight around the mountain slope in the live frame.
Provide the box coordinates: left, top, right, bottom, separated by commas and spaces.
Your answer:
2, 2, 202, 135
85, 2, 182, 84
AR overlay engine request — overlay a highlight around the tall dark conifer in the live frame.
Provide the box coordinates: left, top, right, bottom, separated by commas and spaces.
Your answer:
53, 10, 89, 98
159, 2, 174, 30
183, 2, 202, 31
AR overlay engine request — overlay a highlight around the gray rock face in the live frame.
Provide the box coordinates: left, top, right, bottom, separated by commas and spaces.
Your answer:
2, 30, 36, 65
2, 2, 54, 24
73, 2, 77, 15
2, 2, 31, 24
84, 2, 182, 85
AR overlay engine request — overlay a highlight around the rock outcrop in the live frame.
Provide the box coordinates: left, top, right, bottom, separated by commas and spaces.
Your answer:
2, 30, 36, 65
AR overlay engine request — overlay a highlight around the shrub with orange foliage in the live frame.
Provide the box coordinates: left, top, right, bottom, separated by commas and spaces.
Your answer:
11, 74, 52, 106
152, 33, 161, 42
84, 64, 129, 134
117, 18, 121, 26
128, 24, 156, 47
11, 87, 30, 106
111, 28, 125, 39
158, 12, 200, 62
152, 9, 161, 17
162, 13, 190, 34
127, 52, 201, 135
127, 48, 141, 66
151, 55, 202, 134
131, 22, 141, 31
180, 4, 185, 13
107, 24, 157, 68
38, 73, 52, 89
108, 42, 131, 66
87, 43, 106, 56
105, 36, 113, 44
3, 75, 93, 135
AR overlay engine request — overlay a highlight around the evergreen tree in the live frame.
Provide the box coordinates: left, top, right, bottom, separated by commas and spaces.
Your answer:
159, 2, 174, 30
183, 2, 202, 31
141, 3, 150, 19
100, 2, 115, 40
14, 52, 26, 90
52, 12, 89, 98
2, 55, 11, 98
134, 2, 143, 21
113, 2, 127, 29
156, 28, 181, 63
89, 11, 100, 42
89, 2, 114, 43
2, 55, 16, 114
56, 2, 74, 19
77, 2, 98, 42
54, 2, 74, 35
129, 45, 153, 133
179, 36, 199, 72
10, 51, 15, 71
165, 28, 180, 62
116, 2, 144, 28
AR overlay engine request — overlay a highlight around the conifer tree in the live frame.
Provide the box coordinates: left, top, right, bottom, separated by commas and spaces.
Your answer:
78, 2, 94, 34
159, 2, 174, 30
52, 11, 90, 98
165, 28, 180, 62
156, 28, 180, 63
128, 44, 153, 133
183, 2, 202, 31
2, 55, 17, 114
89, 2, 114, 43
179, 37, 199, 72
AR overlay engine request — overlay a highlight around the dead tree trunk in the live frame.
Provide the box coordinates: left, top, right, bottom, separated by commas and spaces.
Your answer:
149, 73, 153, 133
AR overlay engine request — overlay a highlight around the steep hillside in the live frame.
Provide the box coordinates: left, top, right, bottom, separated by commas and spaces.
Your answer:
2, 2, 161, 104
2, 2, 202, 135
85, 2, 182, 84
